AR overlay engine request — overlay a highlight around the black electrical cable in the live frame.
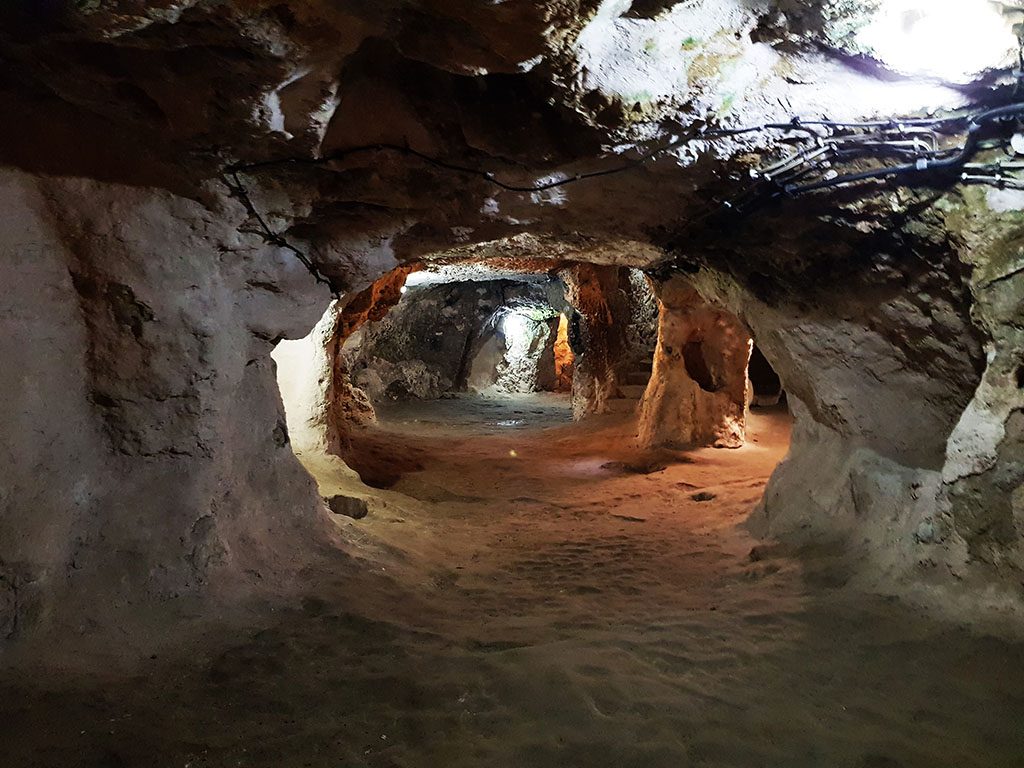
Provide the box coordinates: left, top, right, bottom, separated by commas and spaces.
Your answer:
225, 120, 831, 195
224, 100, 1024, 289
783, 103, 1024, 195
225, 104, 1018, 200
223, 171, 339, 296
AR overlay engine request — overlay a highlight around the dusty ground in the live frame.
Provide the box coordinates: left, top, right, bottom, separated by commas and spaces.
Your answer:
3, 394, 1024, 767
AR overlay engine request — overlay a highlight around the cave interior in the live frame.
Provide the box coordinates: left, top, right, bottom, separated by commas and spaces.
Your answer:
3, 0, 1024, 765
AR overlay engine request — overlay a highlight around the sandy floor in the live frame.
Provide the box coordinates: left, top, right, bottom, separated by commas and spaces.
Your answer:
4, 394, 1024, 767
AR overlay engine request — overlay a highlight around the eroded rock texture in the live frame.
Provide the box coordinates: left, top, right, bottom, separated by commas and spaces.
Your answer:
561, 264, 658, 419
638, 278, 751, 449
1, 169, 336, 643
686, 190, 997, 595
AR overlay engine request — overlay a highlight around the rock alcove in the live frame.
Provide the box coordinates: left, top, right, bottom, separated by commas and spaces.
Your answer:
2, 0, 1024, 764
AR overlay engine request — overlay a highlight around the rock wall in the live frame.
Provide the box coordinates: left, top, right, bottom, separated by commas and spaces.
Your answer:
489, 312, 561, 395
553, 314, 576, 393
940, 188, 1024, 574
621, 269, 660, 374
0, 168, 335, 647
638, 277, 751, 449
684, 196, 999, 601
560, 264, 660, 419
273, 303, 346, 455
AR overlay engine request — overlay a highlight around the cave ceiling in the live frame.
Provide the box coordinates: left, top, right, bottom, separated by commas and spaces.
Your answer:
2, 0, 1020, 289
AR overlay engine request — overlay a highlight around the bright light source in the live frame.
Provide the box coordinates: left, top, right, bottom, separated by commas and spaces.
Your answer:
857, 0, 1013, 83
501, 312, 530, 340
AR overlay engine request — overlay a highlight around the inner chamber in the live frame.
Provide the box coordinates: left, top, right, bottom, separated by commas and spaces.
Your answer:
272, 260, 790, 510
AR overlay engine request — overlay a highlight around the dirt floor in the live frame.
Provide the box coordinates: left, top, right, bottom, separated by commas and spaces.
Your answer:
4, 394, 1024, 767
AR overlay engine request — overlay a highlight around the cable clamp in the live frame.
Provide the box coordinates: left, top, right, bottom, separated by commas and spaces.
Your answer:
916, 158, 929, 171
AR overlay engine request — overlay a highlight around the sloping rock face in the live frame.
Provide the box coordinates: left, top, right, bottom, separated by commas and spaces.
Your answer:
1, 0, 1023, 641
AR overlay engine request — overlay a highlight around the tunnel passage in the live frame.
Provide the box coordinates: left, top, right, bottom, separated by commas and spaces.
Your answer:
7, 7, 1024, 765
749, 345, 784, 408
345, 272, 572, 403
271, 260, 587, 487
272, 260, 665, 455
272, 262, 793, 502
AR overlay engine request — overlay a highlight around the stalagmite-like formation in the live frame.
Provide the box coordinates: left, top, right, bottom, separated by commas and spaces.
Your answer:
638, 278, 752, 449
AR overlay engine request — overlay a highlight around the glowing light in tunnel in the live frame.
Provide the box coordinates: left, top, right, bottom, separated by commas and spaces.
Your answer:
856, 0, 1014, 83
501, 312, 530, 341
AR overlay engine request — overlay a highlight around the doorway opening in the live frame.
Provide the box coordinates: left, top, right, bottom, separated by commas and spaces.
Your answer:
271, 264, 791, 508
749, 345, 785, 408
